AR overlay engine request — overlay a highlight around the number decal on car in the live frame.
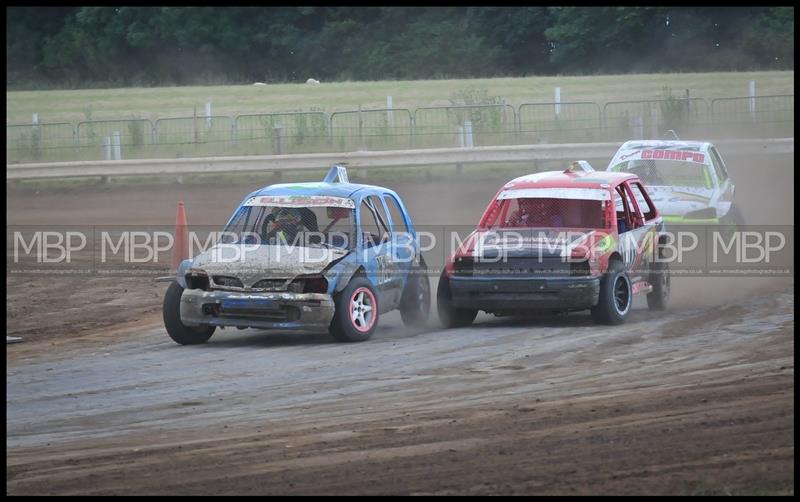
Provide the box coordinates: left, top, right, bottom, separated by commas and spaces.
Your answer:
376, 254, 392, 284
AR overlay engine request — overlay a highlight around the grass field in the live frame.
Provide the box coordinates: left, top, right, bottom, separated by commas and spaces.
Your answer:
6, 71, 794, 124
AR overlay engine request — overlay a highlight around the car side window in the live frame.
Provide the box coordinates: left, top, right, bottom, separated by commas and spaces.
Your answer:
614, 187, 631, 233
383, 194, 409, 234
360, 197, 390, 247
629, 182, 657, 221
615, 184, 642, 232
624, 183, 645, 227
368, 196, 391, 236
709, 147, 729, 183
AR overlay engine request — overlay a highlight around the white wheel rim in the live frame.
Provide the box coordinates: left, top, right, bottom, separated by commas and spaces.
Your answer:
350, 288, 375, 332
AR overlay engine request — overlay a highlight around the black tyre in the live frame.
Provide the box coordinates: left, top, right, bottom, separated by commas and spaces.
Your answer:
163, 281, 215, 345
436, 271, 478, 328
719, 205, 745, 241
330, 276, 379, 342
647, 256, 670, 311
400, 266, 431, 328
591, 260, 632, 325
721, 205, 745, 226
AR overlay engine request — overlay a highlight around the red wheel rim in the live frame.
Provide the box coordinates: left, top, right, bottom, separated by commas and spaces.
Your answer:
349, 286, 376, 332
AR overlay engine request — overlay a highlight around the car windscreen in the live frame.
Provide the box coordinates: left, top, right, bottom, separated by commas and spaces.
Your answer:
222, 204, 355, 250
492, 197, 605, 229
612, 159, 711, 188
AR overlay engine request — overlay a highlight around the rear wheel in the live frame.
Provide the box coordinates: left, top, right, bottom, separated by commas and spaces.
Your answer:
647, 257, 670, 311
436, 271, 478, 328
330, 277, 379, 342
163, 282, 216, 345
400, 266, 431, 328
591, 260, 632, 325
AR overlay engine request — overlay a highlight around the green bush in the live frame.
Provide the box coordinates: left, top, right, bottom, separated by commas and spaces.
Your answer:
447, 87, 507, 133
660, 86, 690, 136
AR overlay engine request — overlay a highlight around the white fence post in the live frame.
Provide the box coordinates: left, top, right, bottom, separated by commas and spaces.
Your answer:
555, 87, 561, 117
102, 136, 112, 161
112, 131, 122, 160
748, 80, 756, 116
32, 113, 40, 147
357, 104, 364, 150
205, 102, 212, 126
464, 120, 474, 148
31, 113, 42, 140
386, 96, 393, 127
455, 124, 464, 173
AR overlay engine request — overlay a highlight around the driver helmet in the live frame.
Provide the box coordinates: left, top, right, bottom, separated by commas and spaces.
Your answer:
516, 198, 550, 226
524, 198, 549, 216
275, 207, 302, 226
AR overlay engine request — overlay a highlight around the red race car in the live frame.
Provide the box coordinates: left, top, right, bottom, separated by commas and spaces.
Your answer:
437, 161, 670, 326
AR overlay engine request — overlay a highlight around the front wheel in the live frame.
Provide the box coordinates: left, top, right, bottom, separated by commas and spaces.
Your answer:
163, 282, 216, 345
591, 260, 632, 325
329, 277, 379, 342
721, 205, 745, 226
436, 271, 478, 328
719, 205, 745, 241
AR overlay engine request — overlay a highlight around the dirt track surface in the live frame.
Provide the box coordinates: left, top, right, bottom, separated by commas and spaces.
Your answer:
6, 289, 795, 495
6, 155, 795, 495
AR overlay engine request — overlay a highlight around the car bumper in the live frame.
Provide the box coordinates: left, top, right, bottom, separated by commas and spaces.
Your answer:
448, 275, 600, 311
180, 289, 335, 330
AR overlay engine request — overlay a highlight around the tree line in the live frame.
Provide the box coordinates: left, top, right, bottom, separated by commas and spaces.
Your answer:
6, 6, 794, 89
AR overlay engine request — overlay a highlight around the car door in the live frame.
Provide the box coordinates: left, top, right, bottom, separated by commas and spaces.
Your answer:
357, 195, 401, 312
615, 181, 651, 283
708, 146, 734, 217
382, 191, 415, 293
629, 181, 663, 280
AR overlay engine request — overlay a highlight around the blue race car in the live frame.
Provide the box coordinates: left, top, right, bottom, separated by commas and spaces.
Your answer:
163, 165, 430, 344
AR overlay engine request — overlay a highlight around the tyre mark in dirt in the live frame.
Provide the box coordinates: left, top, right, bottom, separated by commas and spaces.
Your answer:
7, 374, 792, 495
6, 287, 794, 495
8, 290, 793, 446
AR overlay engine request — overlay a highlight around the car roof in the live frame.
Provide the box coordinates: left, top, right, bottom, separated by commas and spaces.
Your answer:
608, 140, 714, 168
616, 139, 712, 152
249, 181, 392, 199
502, 169, 637, 190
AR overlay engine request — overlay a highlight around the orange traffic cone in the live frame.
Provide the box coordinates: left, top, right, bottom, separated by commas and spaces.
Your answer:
172, 201, 190, 271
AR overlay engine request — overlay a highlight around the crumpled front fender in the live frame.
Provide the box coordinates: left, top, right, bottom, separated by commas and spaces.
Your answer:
175, 258, 194, 288
324, 254, 365, 294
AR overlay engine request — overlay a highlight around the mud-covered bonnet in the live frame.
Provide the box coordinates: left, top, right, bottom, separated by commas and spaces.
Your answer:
190, 243, 348, 287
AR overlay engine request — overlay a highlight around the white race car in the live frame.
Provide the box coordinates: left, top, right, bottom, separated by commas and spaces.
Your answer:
606, 140, 743, 225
